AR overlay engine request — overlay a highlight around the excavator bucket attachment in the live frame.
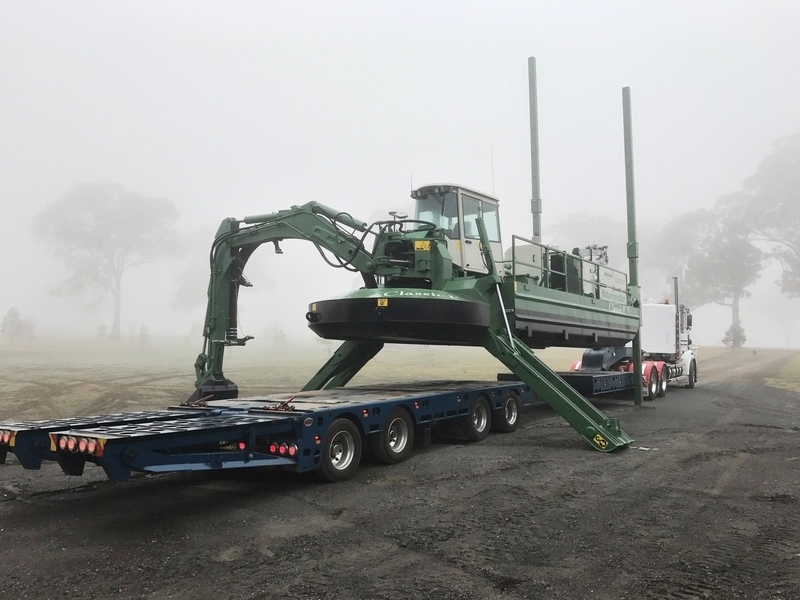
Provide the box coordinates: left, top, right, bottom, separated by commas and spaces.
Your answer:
483, 329, 633, 452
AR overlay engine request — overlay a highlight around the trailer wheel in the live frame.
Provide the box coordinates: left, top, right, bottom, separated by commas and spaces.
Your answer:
685, 360, 697, 389
369, 407, 415, 464
466, 396, 492, 442
317, 418, 362, 482
645, 369, 658, 401
657, 367, 668, 397
492, 392, 521, 433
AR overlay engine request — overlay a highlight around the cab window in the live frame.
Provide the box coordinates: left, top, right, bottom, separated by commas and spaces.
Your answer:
462, 195, 501, 242
415, 191, 459, 236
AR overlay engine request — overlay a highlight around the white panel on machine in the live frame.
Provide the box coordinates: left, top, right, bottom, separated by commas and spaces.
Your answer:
505, 243, 545, 283
641, 303, 677, 354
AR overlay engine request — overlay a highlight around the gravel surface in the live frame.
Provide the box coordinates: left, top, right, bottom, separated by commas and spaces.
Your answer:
1, 348, 798, 599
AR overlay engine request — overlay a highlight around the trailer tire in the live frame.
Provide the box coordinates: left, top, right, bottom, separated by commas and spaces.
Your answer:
317, 418, 362, 482
685, 360, 697, 389
466, 396, 492, 442
492, 392, 521, 433
657, 367, 668, 397
369, 407, 415, 464
645, 369, 658, 401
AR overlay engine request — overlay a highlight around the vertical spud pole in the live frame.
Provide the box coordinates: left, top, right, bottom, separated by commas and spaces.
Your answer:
529, 57, 542, 243
623, 87, 643, 406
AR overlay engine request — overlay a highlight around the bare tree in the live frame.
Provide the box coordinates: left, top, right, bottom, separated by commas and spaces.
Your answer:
33, 183, 181, 339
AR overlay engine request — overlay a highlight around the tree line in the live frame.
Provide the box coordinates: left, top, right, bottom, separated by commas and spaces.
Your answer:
10, 134, 799, 347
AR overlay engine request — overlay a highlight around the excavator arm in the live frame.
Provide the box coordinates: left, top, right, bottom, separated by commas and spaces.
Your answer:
190, 201, 383, 401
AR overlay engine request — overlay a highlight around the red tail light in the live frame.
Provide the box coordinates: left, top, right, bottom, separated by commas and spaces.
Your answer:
86, 439, 98, 455
78, 438, 88, 453
278, 443, 288, 456
268, 441, 278, 454
288, 444, 298, 458
66, 437, 78, 452
58, 436, 68, 451
0, 430, 9, 444
237, 441, 246, 451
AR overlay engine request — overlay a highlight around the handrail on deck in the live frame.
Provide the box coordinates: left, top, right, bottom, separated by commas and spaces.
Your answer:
507, 235, 629, 302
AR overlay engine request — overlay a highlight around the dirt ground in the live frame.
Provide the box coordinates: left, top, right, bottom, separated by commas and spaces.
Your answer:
0, 340, 798, 599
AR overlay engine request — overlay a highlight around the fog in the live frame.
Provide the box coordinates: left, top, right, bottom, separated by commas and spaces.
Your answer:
2, 2, 798, 347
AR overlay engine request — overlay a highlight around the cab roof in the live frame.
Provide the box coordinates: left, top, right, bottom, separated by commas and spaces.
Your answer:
411, 184, 499, 204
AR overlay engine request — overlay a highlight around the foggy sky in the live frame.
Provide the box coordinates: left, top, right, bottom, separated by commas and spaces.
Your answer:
2, 1, 798, 346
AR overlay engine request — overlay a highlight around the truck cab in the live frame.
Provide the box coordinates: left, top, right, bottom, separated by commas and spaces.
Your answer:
412, 184, 503, 275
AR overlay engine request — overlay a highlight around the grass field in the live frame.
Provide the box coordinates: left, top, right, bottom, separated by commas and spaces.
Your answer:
765, 352, 800, 391
1, 336, 794, 420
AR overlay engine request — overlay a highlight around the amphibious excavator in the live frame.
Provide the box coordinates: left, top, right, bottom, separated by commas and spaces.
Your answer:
191, 182, 639, 450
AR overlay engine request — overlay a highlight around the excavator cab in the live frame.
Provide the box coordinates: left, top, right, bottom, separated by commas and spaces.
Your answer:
412, 184, 503, 275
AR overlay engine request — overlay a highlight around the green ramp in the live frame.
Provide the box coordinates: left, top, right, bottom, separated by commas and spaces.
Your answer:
483, 329, 633, 452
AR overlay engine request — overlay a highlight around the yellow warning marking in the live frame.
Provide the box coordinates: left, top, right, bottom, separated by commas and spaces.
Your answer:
593, 434, 608, 449
9, 431, 16, 448
311, 303, 317, 311
414, 240, 431, 252
377, 298, 388, 307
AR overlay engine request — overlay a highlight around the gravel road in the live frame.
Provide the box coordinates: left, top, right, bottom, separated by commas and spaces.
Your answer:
1, 348, 798, 599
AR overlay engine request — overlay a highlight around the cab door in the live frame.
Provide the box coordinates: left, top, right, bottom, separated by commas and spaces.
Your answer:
459, 192, 503, 274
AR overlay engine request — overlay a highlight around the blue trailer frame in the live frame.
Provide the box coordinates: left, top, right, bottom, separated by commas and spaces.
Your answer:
0, 381, 533, 482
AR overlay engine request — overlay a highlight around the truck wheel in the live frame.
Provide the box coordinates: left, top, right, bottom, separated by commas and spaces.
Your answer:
317, 418, 362, 482
645, 369, 658, 401
466, 396, 492, 442
369, 407, 414, 464
685, 360, 697, 389
657, 367, 668, 397
491, 392, 521, 433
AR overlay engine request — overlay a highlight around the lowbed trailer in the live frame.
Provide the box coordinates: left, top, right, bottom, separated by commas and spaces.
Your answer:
1, 61, 644, 484
0, 381, 533, 483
